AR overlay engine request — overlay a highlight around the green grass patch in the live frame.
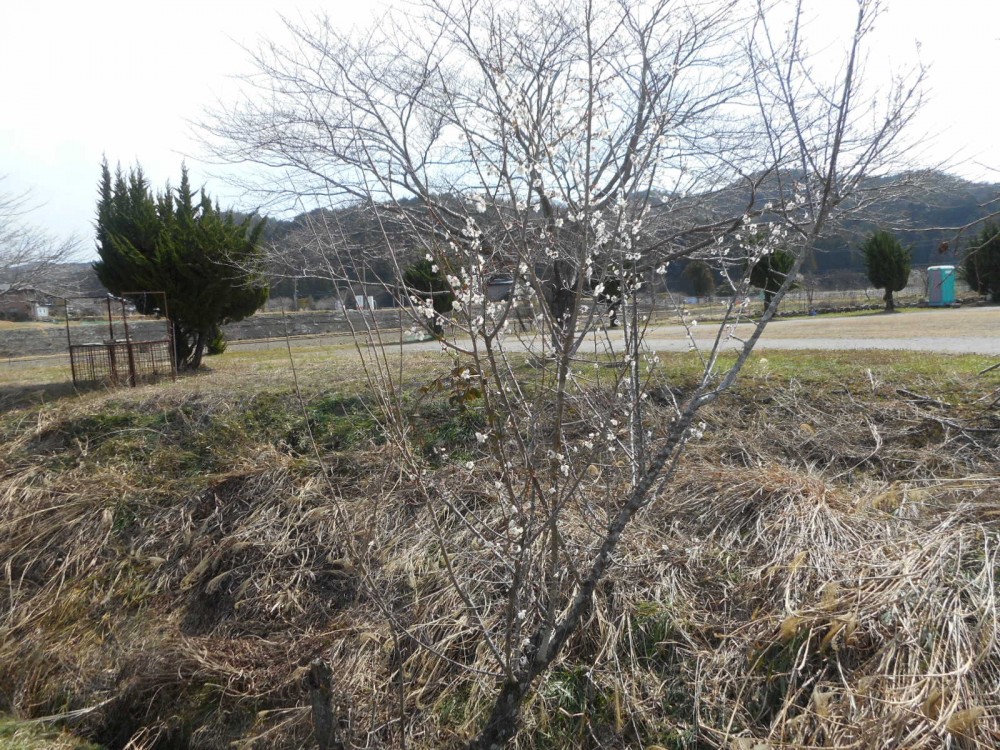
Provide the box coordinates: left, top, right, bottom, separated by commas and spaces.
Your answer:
0, 717, 102, 750
306, 393, 383, 451
410, 400, 487, 462
631, 601, 683, 671
652, 349, 999, 394
534, 667, 617, 748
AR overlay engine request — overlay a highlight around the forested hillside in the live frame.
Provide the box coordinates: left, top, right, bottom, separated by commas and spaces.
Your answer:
258, 171, 1000, 300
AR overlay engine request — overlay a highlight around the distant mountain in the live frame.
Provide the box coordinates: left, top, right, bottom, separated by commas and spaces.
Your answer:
255, 171, 1000, 295
43, 262, 108, 297
0, 262, 108, 298
715, 170, 1000, 276
855, 172, 1000, 264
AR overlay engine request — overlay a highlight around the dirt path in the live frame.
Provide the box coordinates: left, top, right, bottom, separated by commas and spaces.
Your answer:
645, 307, 1000, 354
396, 306, 1000, 356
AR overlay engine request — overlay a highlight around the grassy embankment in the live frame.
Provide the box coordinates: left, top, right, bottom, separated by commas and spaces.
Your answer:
1, 344, 998, 748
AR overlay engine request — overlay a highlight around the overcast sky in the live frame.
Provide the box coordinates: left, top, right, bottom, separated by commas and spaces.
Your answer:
2, 0, 999, 256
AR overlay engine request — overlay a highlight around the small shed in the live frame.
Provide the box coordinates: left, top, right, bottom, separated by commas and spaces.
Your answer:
927, 265, 956, 307
0, 286, 58, 321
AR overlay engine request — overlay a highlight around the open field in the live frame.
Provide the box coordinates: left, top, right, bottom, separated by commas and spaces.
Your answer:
0, 320, 52, 331
2, 306, 996, 384
650, 307, 1000, 354
1, 344, 999, 748
0, 306, 996, 411
238, 306, 1000, 355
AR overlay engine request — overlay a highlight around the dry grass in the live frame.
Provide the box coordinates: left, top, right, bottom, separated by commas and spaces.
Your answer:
0, 350, 998, 748
0, 716, 101, 749
0, 321, 53, 331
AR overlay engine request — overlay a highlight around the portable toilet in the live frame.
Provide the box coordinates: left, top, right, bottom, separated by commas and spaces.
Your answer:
927, 265, 956, 306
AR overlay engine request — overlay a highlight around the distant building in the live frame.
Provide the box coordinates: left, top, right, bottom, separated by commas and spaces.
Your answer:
0, 285, 60, 321
341, 282, 396, 310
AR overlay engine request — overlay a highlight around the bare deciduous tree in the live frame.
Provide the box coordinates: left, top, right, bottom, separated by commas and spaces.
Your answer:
0, 179, 80, 295
206, 0, 922, 745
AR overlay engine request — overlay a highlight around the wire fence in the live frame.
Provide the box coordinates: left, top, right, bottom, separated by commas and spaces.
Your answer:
649, 279, 960, 321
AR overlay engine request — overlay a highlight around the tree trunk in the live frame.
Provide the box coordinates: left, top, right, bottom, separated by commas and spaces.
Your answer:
172, 325, 193, 370
306, 659, 345, 750
884, 288, 895, 311
548, 285, 576, 343
607, 300, 620, 328
466, 679, 533, 750
187, 331, 207, 370
545, 259, 578, 350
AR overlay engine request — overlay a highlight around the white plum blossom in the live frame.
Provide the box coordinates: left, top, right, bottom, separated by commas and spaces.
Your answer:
688, 421, 708, 440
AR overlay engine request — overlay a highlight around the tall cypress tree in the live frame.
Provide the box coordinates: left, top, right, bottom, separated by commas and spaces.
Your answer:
95, 161, 268, 369
861, 230, 911, 311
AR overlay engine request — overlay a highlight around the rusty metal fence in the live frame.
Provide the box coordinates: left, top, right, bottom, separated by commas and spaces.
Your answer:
69, 339, 174, 387
66, 293, 176, 388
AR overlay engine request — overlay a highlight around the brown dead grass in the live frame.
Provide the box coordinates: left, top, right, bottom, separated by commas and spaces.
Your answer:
0, 351, 998, 748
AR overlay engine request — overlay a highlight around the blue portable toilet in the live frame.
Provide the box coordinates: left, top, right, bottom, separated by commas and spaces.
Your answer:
927, 265, 956, 306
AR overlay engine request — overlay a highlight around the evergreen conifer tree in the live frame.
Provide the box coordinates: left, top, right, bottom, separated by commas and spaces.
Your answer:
962, 222, 1000, 303
402, 258, 455, 337
683, 260, 716, 298
95, 161, 268, 369
749, 248, 796, 308
861, 229, 910, 311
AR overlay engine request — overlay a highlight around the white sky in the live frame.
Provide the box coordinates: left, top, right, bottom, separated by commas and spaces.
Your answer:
2, 0, 999, 255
